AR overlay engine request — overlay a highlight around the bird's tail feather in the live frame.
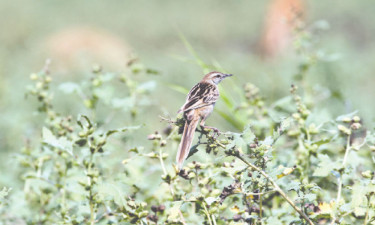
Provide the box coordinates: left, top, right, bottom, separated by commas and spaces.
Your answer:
176, 119, 199, 169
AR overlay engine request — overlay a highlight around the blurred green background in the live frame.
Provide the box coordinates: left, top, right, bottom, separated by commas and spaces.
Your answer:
1, 0, 374, 187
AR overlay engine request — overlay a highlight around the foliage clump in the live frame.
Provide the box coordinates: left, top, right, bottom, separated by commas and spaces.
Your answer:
1, 31, 375, 225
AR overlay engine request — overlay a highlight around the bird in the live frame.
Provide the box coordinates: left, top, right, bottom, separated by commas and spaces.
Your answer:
176, 71, 233, 169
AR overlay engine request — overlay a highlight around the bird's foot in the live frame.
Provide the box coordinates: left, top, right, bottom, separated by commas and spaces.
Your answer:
201, 125, 220, 134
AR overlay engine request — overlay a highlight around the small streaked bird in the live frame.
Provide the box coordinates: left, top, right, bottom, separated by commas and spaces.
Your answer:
176, 71, 233, 169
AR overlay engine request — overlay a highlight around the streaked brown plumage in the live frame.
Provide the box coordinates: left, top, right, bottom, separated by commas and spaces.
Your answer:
176, 71, 233, 169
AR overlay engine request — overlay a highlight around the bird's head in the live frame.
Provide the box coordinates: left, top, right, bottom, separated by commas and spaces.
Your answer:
202, 71, 233, 85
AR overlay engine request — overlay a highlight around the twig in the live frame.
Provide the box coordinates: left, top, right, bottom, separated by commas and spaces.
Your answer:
363, 194, 372, 225
198, 128, 315, 224
41, 58, 51, 74
331, 133, 351, 225
202, 203, 213, 225
244, 190, 276, 196
159, 115, 176, 124
236, 155, 315, 225
157, 139, 187, 224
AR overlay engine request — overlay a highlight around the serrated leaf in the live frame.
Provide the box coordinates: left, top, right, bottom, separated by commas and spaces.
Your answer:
260, 136, 274, 146
242, 125, 255, 143
313, 154, 339, 177
167, 201, 183, 220
42, 127, 73, 154
97, 183, 127, 208
304, 193, 316, 202
285, 180, 301, 192
351, 183, 367, 209
354, 207, 366, 217
225, 133, 245, 152
266, 216, 283, 225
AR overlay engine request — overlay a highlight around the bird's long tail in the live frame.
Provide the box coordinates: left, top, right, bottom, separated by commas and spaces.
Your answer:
176, 118, 199, 169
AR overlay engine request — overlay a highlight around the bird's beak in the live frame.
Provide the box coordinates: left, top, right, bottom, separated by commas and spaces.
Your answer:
224, 74, 233, 78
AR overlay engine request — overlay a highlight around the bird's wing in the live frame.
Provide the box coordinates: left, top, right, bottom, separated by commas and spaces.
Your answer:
178, 82, 219, 113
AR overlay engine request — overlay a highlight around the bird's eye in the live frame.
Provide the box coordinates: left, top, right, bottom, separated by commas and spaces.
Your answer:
215, 75, 220, 78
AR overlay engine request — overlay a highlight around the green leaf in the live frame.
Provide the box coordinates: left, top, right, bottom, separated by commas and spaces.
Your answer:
0, 187, 11, 204
266, 216, 283, 225
136, 81, 156, 93
312, 138, 331, 146
336, 111, 358, 122
285, 180, 301, 192
97, 183, 127, 208
205, 197, 217, 206
59, 82, 81, 94
105, 125, 142, 138
279, 117, 293, 132
242, 125, 255, 144
75, 139, 87, 147
42, 127, 73, 155
351, 183, 368, 211
187, 144, 199, 159
219, 87, 234, 109
129, 146, 144, 153
225, 133, 243, 151
77, 115, 93, 128
304, 193, 317, 202
167, 201, 183, 221
178, 32, 212, 73
112, 97, 135, 110
216, 109, 244, 130
166, 83, 189, 95
313, 154, 340, 177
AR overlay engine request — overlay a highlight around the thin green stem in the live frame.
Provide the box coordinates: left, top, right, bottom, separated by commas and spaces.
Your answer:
342, 134, 351, 166
202, 203, 213, 225
213, 138, 314, 224
236, 155, 315, 225
90, 198, 95, 225
159, 148, 168, 175
158, 144, 187, 224
259, 193, 263, 219
87, 147, 96, 225
364, 194, 372, 225
212, 214, 217, 225
331, 134, 351, 225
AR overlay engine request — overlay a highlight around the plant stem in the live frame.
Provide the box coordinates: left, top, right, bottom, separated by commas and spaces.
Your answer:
364, 195, 372, 225
87, 149, 96, 225
202, 203, 213, 225
159, 148, 168, 175
213, 138, 313, 224
342, 134, 351, 166
212, 214, 217, 225
259, 193, 263, 219
331, 134, 351, 225
236, 155, 315, 225
158, 145, 187, 224
90, 198, 95, 225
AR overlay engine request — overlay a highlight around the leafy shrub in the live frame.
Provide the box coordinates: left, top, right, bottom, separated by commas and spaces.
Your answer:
1, 30, 375, 225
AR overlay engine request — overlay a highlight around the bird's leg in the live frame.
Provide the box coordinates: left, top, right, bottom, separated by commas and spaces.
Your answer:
199, 119, 220, 133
